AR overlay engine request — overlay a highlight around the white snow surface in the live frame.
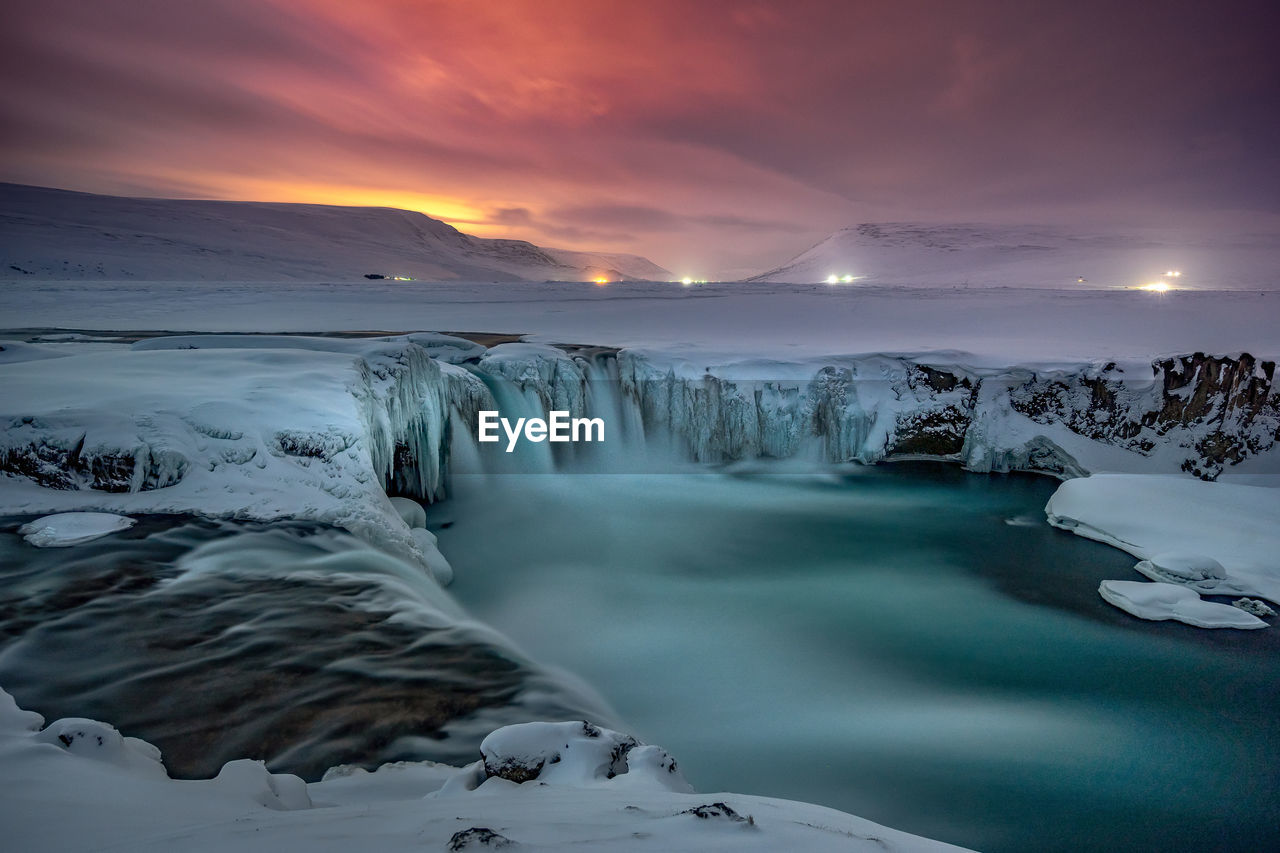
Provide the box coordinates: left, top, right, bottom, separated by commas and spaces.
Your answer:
1097, 581, 1267, 629
751, 222, 1280, 290
1046, 475, 1280, 602
0, 183, 671, 282
0, 687, 971, 853
4, 280, 1278, 365
0, 339, 476, 567
17, 511, 136, 547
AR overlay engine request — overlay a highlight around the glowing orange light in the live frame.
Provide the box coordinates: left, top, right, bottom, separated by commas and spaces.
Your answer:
594, 277, 610, 285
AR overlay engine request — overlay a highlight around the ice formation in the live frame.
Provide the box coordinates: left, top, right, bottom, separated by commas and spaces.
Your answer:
3, 335, 1278, 574
1098, 581, 1267, 629
0, 338, 489, 571
1048, 474, 1280, 627
18, 511, 136, 547
1046, 475, 1280, 602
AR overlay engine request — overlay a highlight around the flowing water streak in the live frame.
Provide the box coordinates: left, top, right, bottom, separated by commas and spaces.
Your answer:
0, 515, 619, 779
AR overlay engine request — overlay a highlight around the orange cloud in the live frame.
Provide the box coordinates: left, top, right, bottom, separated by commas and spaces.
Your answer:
3, 0, 1277, 277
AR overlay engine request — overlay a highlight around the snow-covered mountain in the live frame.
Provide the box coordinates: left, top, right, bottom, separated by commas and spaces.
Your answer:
751, 222, 1280, 289
0, 183, 671, 282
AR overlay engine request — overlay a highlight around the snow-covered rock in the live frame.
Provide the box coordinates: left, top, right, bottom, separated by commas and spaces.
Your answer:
210, 759, 312, 810
0, 687, 971, 853
17, 511, 135, 546
1233, 598, 1277, 617
1098, 581, 1268, 629
477, 720, 692, 793
33, 716, 168, 778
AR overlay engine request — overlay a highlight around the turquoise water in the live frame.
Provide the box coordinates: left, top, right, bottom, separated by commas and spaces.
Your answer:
439, 462, 1280, 853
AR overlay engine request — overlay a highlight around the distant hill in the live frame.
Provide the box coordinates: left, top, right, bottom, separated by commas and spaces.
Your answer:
750, 222, 1280, 289
0, 183, 671, 282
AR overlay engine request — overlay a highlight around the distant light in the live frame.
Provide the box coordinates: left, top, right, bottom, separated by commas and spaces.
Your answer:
1164, 270, 1182, 278
1077, 276, 1087, 283
681, 277, 694, 285
1140, 281, 1171, 292
826, 274, 839, 284
594, 277, 609, 285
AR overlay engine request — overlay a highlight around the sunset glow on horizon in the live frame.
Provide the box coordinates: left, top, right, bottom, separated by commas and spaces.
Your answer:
3, 0, 1278, 278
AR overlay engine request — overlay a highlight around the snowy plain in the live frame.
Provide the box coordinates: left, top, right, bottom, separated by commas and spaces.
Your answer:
3, 279, 1278, 365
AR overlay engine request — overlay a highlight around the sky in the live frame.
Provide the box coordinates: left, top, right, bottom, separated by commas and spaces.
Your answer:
2, 0, 1278, 279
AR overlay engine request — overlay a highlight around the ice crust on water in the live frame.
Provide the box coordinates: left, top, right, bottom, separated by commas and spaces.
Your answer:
1046, 474, 1280, 604
18, 511, 136, 546
1098, 581, 1267, 629
1047, 474, 1280, 628
0, 687, 970, 852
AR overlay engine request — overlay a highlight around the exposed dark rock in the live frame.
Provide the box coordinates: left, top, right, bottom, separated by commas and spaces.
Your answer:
484, 757, 545, 784
448, 828, 516, 850
1010, 353, 1279, 480
274, 429, 351, 461
0, 436, 187, 492
682, 802, 754, 824
889, 406, 971, 456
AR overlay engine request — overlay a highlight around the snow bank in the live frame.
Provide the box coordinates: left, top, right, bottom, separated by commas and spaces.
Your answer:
0, 340, 68, 364
0, 687, 971, 853
1098, 581, 1267, 629
17, 511, 135, 546
1046, 475, 1280, 602
0, 339, 477, 570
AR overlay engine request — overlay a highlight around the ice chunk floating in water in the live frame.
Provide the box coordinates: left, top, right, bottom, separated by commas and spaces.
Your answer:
18, 512, 135, 547
1098, 580, 1268, 629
